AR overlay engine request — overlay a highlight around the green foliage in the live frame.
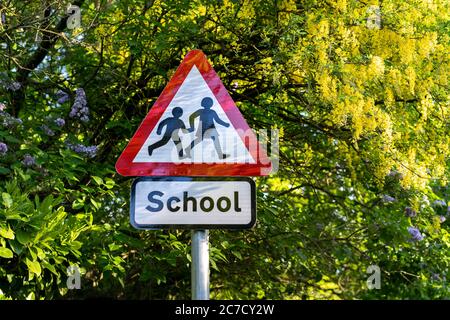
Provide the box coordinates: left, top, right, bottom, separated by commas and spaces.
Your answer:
0, 0, 449, 299
0, 180, 92, 298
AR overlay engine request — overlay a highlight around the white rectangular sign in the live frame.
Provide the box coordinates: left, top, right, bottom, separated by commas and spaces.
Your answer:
130, 177, 256, 229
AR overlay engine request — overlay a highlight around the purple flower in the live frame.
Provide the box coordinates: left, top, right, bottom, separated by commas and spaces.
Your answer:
22, 154, 36, 167
1, 111, 22, 128
41, 125, 55, 136
382, 195, 396, 203
6, 82, 21, 91
431, 273, 441, 281
0, 102, 5, 111
58, 96, 69, 104
405, 207, 417, 218
75, 88, 86, 100
84, 145, 98, 158
407, 226, 424, 241
66, 142, 97, 158
433, 200, 447, 207
69, 88, 89, 123
387, 170, 397, 177
54, 118, 65, 127
56, 90, 69, 104
387, 170, 404, 179
0, 142, 7, 155
69, 102, 81, 117
56, 90, 66, 97
439, 215, 446, 223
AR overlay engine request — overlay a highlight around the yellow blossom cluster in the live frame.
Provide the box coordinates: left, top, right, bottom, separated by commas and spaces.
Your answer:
284, 0, 449, 189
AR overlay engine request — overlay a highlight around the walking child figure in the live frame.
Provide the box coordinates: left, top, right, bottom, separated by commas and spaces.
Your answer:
148, 107, 188, 159
184, 97, 230, 159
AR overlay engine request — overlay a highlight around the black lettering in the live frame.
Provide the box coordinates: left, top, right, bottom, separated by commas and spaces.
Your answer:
217, 196, 231, 212
167, 196, 180, 212
146, 191, 163, 212
234, 191, 241, 212
183, 191, 197, 211
200, 196, 214, 212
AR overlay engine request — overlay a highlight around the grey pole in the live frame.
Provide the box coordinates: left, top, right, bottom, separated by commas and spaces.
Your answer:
191, 229, 210, 300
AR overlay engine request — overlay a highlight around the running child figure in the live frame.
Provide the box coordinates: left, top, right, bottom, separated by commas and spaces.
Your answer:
184, 97, 230, 159
148, 107, 188, 159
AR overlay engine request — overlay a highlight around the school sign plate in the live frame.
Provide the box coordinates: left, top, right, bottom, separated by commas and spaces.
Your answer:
130, 177, 256, 229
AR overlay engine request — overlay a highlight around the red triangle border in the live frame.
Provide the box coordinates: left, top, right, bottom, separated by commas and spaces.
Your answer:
115, 50, 272, 176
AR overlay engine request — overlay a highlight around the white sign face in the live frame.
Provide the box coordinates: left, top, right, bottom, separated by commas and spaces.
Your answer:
130, 177, 256, 229
132, 66, 256, 164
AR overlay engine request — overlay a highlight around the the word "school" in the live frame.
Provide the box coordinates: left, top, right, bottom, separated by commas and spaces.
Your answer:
146, 191, 242, 213
131, 178, 256, 229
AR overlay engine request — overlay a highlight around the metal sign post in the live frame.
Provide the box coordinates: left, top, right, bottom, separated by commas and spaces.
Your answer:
191, 230, 210, 300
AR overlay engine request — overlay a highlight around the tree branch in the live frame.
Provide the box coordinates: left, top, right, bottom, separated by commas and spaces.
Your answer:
11, 0, 85, 116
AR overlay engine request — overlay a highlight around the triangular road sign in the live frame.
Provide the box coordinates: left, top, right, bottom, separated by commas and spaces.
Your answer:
115, 50, 272, 176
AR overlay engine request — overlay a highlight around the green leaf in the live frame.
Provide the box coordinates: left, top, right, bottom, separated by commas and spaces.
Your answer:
29, 248, 37, 261
90, 198, 101, 210
42, 261, 58, 276
35, 246, 45, 260
104, 178, 115, 189
8, 239, 24, 255
0, 167, 11, 175
72, 199, 85, 210
257, 289, 265, 299
26, 292, 35, 300
25, 258, 41, 276
40, 195, 54, 215
0, 225, 15, 239
108, 243, 122, 251
232, 251, 242, 260
114, 232, 144, 249
16, 230, 32, 245
0, 247, 13, 259
4, 135, 21, 143
210, 259, 219, 271
64, 172, 79, 182
1, 193, 13, 208
92, 176, 103, 185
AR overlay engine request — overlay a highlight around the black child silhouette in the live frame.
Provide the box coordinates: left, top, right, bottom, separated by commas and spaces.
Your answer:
184, 97, 230, 159
148, 107, 188, 158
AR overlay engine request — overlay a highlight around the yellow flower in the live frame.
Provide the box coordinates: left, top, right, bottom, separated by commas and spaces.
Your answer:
405, 66, 416, 94
369, 56, 385, 76
399, 39, 415, 64
316, 72, 337, 102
